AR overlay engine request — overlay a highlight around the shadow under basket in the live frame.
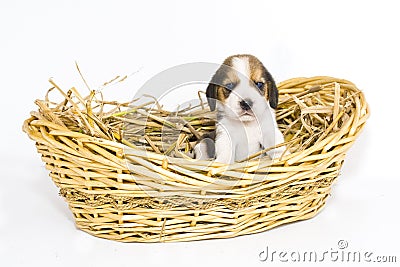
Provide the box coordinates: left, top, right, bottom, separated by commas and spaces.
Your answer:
23, 76, 369, 242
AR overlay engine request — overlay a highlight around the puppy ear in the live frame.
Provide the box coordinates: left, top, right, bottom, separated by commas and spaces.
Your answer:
267, 80, 278, 109
206, 83, 217, 111
266, 73, 279, 109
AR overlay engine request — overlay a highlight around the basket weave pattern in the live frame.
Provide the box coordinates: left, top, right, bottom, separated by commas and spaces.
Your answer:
23, 76, 368, 242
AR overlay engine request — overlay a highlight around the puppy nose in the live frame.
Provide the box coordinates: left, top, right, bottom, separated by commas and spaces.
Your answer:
239, 99, 253, 111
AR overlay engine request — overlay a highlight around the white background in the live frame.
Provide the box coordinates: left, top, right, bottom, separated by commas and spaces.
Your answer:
1, 0, 399, 266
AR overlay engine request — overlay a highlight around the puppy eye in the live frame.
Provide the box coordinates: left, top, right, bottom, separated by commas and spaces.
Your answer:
255, 82, 264, 89
225, 83, 235, 90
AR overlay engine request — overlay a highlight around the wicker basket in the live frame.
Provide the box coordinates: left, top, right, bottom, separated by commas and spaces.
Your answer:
23, 76, 368, 242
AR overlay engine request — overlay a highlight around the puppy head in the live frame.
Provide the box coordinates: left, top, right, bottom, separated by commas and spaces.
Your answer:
206, 54, 278, 122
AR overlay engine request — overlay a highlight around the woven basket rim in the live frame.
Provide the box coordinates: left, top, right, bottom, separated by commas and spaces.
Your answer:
23, 75, 369, 169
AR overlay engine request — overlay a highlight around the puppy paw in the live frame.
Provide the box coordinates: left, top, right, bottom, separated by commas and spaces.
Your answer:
215, 155, 234, 164
194, 138, 215, 160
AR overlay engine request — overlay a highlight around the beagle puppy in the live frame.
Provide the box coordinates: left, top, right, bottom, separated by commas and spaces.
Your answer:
194, 54, 286, 164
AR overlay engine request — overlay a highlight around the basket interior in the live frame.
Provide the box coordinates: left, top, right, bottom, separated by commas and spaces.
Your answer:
40, 77, 363, 163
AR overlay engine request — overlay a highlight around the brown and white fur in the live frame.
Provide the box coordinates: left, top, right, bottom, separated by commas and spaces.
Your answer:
194, 54, 286, 164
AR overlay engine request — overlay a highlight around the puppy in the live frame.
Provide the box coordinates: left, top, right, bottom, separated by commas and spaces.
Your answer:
194, 54, 286, 164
